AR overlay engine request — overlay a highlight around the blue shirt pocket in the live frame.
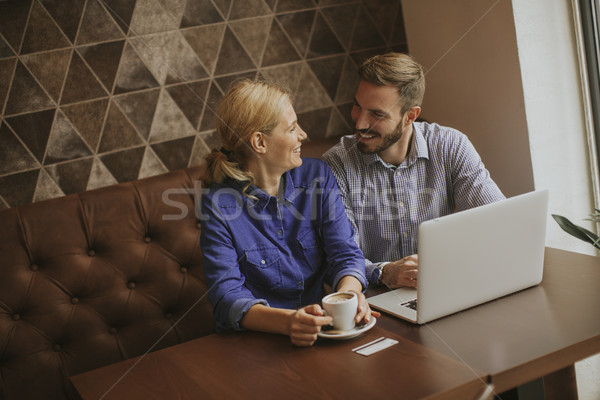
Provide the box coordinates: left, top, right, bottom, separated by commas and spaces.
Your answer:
297, 229, 324, 270
242, 246, 282, 290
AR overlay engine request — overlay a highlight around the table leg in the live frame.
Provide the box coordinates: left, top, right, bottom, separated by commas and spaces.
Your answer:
543, 364, 578, 400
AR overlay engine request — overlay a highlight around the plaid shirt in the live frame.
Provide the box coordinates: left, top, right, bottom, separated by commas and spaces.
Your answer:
323, 122, 505, 284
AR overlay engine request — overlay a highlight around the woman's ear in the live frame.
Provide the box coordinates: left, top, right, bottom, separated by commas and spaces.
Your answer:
249, 131, 267, 154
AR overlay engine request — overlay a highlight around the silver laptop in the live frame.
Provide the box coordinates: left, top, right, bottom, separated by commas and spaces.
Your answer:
367, 189, 549, 324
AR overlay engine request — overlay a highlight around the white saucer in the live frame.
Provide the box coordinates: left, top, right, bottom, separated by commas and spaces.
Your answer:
317, 317, 377, 340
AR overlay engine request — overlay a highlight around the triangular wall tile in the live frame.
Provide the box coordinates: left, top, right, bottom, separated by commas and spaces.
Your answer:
45, 110, 93, 164
21, 1, 71, 54
99, 101, 145, 152
182, 23, 226, 75
61, 52, 108, 105
276, 10, 314, 57
391, 5, 407, 45
261, 20, 301, 66
213, 0, 232, 18
0, 36, 15, 58
45, 157, 94, 195
130, 32, 207, 85
363, 0, 399, 42
114, 42, 160, 94
138, 146, 168, 178
129, 0, 181, 36
327, 105, 352, 137
336, 102, 354, 130
229, 0, 271, 20
0, 58, 17, 113
198, 82, 224, 132
0, 122, 40, 175
5, 109, 56, 162
214, 71, 258, 93
33, 168, 65, 202
275, 0, 314, 12
77, 40, 125, 93
166, 80, 210, 130
307, 12, 344, 58
102, 0, 137, 35
4, 62, 55, 116
148, 89, 197, 143
335, 57, 359, 103
307, 55, 345, 100
180, 0, 224, 28
349, 6, 386, 51
113, 89, 160, 140
214, 27, 256, 76
99, 146, 145, 182
39, 0, 86, 43
0, 169, 40, 207
0, 0, 32, 52
321, 4, 358, 49
77, 0, 125, 45
61, 98, 109, 152
292, 64, 332, 113
21, 49, 71, 103
230, 16, 273, 67
189, 134, 213, 166
260, 62, 303, 94
297, 107, 330, 140
150, 135, 196, 171
86, 157, 118, 190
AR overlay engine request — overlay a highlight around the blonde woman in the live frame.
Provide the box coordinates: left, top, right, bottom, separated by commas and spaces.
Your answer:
200, 80, 378, 346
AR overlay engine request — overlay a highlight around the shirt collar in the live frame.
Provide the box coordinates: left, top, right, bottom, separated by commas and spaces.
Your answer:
240, 171, 296, 210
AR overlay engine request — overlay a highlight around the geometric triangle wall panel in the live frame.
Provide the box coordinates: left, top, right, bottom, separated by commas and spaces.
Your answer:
77, 0, 125, 45
5, 62, 55, 116
0, 0, 408, 207
0, 0, 33, 52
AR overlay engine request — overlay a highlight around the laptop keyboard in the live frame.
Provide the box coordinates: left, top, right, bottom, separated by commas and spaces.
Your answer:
401, 299, 418, 311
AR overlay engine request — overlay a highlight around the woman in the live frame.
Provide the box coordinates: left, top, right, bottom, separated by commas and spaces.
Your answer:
200, 80, 378, 346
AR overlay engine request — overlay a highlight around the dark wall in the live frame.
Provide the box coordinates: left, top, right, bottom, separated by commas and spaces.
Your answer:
0, 0, 407, 208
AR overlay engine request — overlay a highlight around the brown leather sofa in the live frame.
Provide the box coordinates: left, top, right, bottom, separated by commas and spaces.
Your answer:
0, 136, 341, 400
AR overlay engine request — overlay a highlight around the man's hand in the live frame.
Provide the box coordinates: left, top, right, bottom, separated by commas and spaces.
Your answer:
381, 254, 419, 289
287, 304, 332, 346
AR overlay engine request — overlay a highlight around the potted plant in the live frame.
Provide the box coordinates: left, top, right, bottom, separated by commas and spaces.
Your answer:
552, 209, 600, 250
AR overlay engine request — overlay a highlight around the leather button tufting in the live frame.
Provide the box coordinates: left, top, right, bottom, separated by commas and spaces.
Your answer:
127, 281, 136, 289
71, 297, 79, 304
144, 237, 151, 243
196, 222, 202, 229
12, 313, 20, 321
53, 344, 61, 352
88, 250, 96, 257
180, 267, 187, 273
109, 328, 118, 335
30, 264, 38, 271
165, 313, 173, 319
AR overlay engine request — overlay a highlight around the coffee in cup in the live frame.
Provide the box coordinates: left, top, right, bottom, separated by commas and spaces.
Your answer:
322, 291, 358, 331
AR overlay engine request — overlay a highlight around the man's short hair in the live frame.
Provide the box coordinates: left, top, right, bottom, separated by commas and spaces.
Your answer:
358, 52, 425, 114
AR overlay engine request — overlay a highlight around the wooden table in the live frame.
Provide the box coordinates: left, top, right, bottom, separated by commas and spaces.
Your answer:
71, 248, 599, 399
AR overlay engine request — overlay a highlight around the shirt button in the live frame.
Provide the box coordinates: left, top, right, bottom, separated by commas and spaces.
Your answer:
298, 281, 303, 287
399, 202, 404, 207
277, 229, 283, 235
260, 260, 266, 265
403, 232, 408, 238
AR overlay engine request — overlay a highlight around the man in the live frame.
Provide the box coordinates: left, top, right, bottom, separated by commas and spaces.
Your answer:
323, 52, 505, 288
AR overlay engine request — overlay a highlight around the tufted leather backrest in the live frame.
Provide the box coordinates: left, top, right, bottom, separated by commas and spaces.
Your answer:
0, 165, 214, 400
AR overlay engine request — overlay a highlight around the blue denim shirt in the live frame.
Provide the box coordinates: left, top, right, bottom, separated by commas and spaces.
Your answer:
199, 158, 367, 332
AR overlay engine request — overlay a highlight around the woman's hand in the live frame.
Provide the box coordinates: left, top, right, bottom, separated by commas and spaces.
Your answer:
347, 290, 381, 325
287, 304, 332, 347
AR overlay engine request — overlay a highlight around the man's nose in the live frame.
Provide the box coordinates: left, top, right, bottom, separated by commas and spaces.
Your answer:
354, 110, 370, 131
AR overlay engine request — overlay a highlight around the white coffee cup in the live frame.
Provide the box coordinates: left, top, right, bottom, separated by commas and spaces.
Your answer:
322, 291, 358, 331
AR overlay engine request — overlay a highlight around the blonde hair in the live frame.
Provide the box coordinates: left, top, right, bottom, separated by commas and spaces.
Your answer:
203, 80, 291, 189
358, 52, 425, 114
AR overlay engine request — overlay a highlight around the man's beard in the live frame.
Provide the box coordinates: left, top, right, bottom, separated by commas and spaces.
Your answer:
356, 123, 403, 154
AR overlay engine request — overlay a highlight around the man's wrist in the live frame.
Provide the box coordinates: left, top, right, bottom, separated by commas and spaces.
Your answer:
375, 262, 390, 285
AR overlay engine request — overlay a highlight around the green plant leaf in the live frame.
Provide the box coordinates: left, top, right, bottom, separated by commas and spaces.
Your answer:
552, 214, 600, 249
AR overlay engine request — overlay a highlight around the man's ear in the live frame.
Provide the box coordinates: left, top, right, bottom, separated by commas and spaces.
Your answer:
249, 131, 267, 154
404, 106, 421, 127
